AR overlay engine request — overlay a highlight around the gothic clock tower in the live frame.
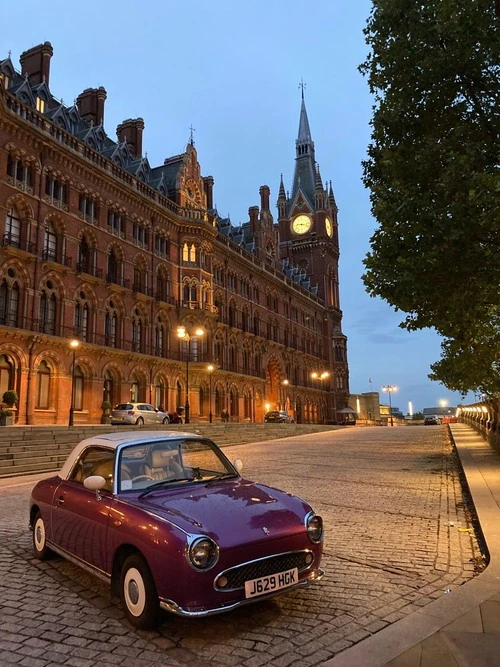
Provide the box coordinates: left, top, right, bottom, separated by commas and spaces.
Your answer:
278, 90, 349, 417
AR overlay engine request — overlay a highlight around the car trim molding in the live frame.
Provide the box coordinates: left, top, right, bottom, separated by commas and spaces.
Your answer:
45, 540, 112, 583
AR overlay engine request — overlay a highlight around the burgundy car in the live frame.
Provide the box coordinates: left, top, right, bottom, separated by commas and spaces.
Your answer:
29, 431, 324, 628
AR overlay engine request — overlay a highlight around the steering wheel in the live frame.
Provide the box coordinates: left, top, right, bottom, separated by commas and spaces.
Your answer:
131, 475, 154, 483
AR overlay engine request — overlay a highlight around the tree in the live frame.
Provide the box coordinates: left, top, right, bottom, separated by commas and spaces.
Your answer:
359, 0, 500, 396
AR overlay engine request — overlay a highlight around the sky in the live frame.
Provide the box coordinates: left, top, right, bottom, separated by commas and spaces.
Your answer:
1, 0, 475, 413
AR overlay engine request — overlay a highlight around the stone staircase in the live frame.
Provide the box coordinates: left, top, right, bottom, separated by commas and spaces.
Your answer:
0, 423, 341, 478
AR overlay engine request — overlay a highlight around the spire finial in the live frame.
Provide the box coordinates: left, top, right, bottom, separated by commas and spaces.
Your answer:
8, 50, 11, 58
189, 124, 195, 146
299, 78, 306, 99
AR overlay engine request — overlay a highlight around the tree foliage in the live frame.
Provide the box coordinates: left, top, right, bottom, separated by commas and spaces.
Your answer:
360, 0, 500, 396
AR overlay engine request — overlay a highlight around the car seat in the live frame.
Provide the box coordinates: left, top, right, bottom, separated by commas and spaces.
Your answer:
146, 450, 183, 481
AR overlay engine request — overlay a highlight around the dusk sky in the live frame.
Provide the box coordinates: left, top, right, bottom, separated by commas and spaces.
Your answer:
2, 0, 475, 412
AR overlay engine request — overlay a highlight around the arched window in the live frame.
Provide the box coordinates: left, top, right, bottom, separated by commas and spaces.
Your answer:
43, 221, 58, 262
156, 269, 170, 302
155, 378, 166, 410
229, 388, 238, 417
78, 237, 91, 274
40, 291, 57, 335
182, 243, 197, 265
5, 208, 21, 247
155, 318, 167, 357
75, 299, 89, 341
0, 354, 14, 400
132, 311, 143, 352
0, 278, 19, 326
36, 360, 51, 409
243, 389, 252, 420
105, 308, 118, 348
103, 371, 114, 406
107, 249, 119, 284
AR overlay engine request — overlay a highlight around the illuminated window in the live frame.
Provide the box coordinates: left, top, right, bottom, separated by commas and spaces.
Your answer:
36, 97, 46, 113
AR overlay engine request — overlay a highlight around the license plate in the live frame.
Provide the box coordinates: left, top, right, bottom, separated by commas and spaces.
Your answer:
244, 567, 298, 598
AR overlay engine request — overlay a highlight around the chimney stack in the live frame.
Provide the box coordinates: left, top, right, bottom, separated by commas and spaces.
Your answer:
20, 41, 53, 86
249, 206, 259, 234
203, 176, 214, 209
76, 87, 107, 126
259, 185, 270, 212
116, 118, 145, 158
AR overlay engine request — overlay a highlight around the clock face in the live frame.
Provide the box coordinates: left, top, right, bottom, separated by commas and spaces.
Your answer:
292, 214, 312, 235
325, 217, 333, 237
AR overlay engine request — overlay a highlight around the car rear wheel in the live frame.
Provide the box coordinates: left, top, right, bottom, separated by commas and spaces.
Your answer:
136, 417, 144, 425
32, 511, 54, 561
120, 554, 160, 628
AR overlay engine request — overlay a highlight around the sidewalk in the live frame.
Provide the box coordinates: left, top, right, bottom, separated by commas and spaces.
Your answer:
325, 423, 500, 667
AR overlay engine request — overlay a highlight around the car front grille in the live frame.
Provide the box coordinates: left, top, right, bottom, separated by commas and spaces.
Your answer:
215, 550, 313, 591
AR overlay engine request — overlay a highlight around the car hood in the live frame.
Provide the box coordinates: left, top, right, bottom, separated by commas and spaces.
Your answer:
127, 478, 311, 547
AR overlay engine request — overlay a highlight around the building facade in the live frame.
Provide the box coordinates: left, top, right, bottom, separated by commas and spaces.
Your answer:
0, 42, 349, 425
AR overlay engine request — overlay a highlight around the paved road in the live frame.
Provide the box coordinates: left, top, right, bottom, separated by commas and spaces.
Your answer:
0, 426, 484, 666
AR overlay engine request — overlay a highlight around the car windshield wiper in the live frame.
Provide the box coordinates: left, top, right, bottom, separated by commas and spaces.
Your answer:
138, 477, 194, 499
204, 472, 238, 485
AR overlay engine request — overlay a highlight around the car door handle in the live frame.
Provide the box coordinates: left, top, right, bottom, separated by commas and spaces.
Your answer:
56, 496, 64, 506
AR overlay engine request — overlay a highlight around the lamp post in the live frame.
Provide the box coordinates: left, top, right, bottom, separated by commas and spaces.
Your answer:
282, 379, 289, 412
68, 339, 80, 427
207, 364, 214, 423
382, 385, 398, 426
177, 326, 204, 424
311, 371, 330, 423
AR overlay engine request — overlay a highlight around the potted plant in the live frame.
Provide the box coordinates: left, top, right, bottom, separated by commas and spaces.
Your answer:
0, 408, 13, 426
101, 401, 112, 424
2, 390, 18, 407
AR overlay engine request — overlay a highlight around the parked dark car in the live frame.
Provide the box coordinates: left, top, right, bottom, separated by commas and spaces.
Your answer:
29, 431, 324, 628
264, 411, 295, 423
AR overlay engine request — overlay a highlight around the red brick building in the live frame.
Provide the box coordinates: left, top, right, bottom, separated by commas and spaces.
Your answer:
0, 42, 349, 425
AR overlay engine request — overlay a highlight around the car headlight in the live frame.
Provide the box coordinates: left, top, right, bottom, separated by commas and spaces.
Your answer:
305, 512, 323, 543
187, 536, 219, 570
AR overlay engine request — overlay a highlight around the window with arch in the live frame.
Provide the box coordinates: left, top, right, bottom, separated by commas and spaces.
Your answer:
108, 209, 125, 238
39, 287, 57, 335
155, 378, 167, 410
156, 267, 170, 302
183, 282, 197, 305
43, 220, 58, 262
253, 313, 260, 336
182, 243, 197, 265
229, 345, 237, 369
103, 371, 114, 406
133, 260, 148, 294
154, 234, 169, 257
107, 248, 121, 285
77, 236, 96, 275
243, 389, 252, 420
0, 273, 19, 326
105, 303, 118, 348
131, 309, 144, 353
155, 318, 168, 357
242, 349, 250, 374
36, 360, 51, 409
228, 302, 236, 328
229, 387, 239, 417
241, 307, 249, 332
133, 221, 148, 247
0, 354, 15, 399
4, 207, 21, 247
214, 339, 223, 365
74, 293, 90, 342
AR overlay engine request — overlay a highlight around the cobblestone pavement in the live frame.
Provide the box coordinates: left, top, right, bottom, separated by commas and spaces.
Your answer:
0, 426, 484, 666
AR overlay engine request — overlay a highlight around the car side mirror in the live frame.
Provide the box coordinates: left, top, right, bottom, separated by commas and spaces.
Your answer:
233, 459, 243, 474
84, 475, 107, 491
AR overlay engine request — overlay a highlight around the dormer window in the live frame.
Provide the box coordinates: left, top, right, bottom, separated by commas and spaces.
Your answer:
36, 97, 46, 113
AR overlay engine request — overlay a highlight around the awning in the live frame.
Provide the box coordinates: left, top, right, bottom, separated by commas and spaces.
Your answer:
338, 407, 358, 414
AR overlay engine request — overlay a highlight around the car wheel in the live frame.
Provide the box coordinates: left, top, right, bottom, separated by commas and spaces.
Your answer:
162, 417, 170, 424
136, 417, 144, 425
120, 554, 160, 629
32, 511, 54, 561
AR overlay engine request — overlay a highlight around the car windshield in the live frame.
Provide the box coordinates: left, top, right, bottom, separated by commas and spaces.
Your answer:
117, 438, 237, 493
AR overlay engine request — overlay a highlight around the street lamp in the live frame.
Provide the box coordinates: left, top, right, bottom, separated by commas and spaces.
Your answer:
207, 364, 215, 424
68, 339, 80, 426
382, 385, 398, 426
177, 326, 204, 424
311, 371, 330, 423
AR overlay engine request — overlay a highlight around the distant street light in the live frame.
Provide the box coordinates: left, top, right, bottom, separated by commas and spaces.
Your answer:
68, 339, 80, 426
177, 326, 204, 424
382, 385, 398, 426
